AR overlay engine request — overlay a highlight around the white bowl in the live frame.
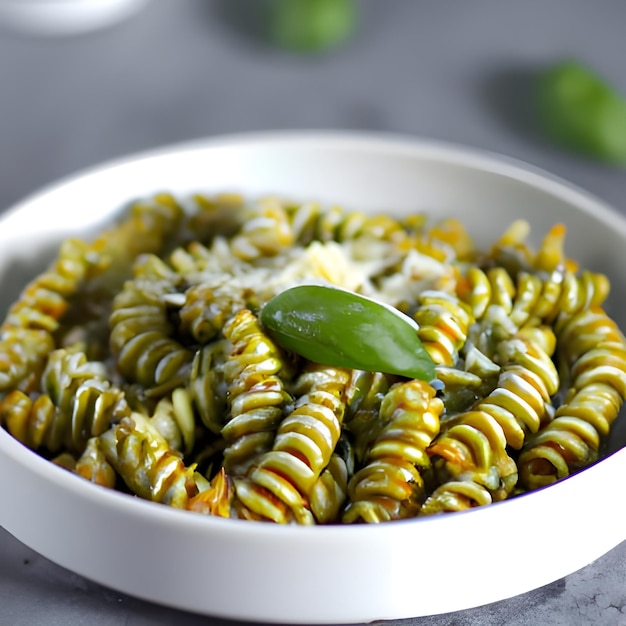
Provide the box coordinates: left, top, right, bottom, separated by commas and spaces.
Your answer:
1, 132, 625, 624
0, 0, 150, 37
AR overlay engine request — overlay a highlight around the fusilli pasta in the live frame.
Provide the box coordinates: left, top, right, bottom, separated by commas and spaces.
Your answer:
1, 192, 624, 525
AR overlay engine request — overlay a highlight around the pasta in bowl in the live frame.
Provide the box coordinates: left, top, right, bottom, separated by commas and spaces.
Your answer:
0, 132, 625, 623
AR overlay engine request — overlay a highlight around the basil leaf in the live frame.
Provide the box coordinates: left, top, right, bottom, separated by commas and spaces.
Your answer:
537, 60, 626, 164
267, 0, 357, 53
260, 284, 436, 382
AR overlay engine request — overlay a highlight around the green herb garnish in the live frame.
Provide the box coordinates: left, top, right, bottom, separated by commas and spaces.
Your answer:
537, 60, 626, 164
267, 0, 357, 53
260, 284, 436, 382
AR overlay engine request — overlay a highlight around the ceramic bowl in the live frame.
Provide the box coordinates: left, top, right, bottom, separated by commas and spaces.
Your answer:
0, 0, 150, 37
1, 132, 625, 624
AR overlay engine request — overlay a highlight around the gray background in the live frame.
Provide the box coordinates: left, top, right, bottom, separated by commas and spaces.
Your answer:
1, 2, 625, 625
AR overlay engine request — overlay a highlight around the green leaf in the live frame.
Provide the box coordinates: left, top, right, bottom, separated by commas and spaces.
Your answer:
260, 284, 436, 382
267, 0, 357, 53
536, 60, 626, 164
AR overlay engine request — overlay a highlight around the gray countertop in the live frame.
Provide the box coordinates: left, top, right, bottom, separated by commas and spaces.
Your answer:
0, 2, 625, 625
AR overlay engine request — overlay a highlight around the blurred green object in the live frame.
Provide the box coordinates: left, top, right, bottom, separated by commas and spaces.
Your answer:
537, 60, 626, 165
267, 0, 357, 52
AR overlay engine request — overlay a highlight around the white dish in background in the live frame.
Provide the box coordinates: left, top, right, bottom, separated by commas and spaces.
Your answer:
0, 132, 625, 624
0, 0, 150, 37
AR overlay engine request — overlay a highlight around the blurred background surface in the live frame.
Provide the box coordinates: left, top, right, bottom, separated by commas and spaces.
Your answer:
0, 2, 625, 625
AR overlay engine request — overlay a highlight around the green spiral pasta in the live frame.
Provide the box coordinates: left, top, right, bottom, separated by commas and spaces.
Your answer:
2, 191, 625, 527
486, 219, 551, 275
221, 309, 293, 476
404, 216, 475, 264
0, 348, 129, 454
461, 269, 519, 361
1, 193, 186, 396
74, 436, 117, 488
2, 239, 97, 334
486, 223, 610, 324
178, 284, 245, 345
343, 379, 443, 523
343, 370, 392, 461
414, 290, 474, 367
425, 410, 515, 508
513, 269, 608, 328
229, 197, 295, 261
481, 334, 560, 449
188, 339, 229, 435
235, 363, 351, 524
147, 390, 196, 456
186, 192, 248, 244
285, 200, 407, 247
419, 478, 493, 515
109, 279, 193, 396
0, 239, 100, 395
0, 328, 55, 394
100, 415, 205, 508
187, 467, 233, 517
421, 322, 560, 510
518, 307, 626, 489
309, 452, 350, 524
119, 193, 186, 257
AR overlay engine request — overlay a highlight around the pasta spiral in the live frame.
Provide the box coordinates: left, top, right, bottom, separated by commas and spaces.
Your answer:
188, 339, 229, 435
343, 379, 443, 523
424, 410, 514, 509
343, 370, 392, 462
514, 268, 610, 327
2, 239, 97, 334
421, 331, 559, 511
0, 239, 100, 394
148, 389, 196, 456
285, 201, 408, 247
0, 348, 129, 454
230, 197, 295, 261
2, 191, 625, 528
235, 364, 351, 524
0, 328, 55, 394
187, 467, 233, 517
309, 452, 350, 524
486, 223, 610, 324
420, 479, 493, 515
101, 415, 204, 508
102, 192, 186, 269
109, 279, 193, 396
221, 309, 293, 476
414, 290, 474, 367
74, 436, 117, 488
178, 284, 244, 345
518, 307, 626, 489
482, 334, 560, 449
458, 266, 516, 322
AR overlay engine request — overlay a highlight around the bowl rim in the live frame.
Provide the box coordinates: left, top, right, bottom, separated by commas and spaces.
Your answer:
2, 129, 624, 229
